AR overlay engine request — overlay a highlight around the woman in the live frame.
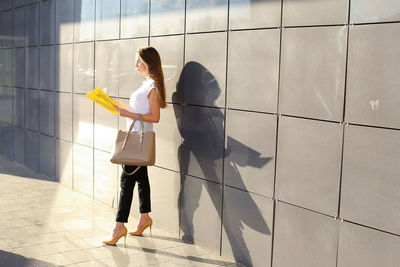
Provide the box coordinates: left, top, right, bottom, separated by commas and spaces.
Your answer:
103, 46, 167, 246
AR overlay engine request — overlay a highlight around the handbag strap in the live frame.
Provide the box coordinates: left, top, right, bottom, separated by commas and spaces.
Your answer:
122, 165, 140, 175
122, 114, 144, 151
127, 114, 144, 134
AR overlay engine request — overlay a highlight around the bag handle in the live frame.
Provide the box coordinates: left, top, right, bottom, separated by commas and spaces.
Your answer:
127, 114, 144, 134
122, 114, 144, 151
122, 165, 140, 175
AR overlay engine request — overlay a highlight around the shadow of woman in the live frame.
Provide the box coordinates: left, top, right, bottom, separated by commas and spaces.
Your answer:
0, 250, 58, 266
172, 61, 273, 266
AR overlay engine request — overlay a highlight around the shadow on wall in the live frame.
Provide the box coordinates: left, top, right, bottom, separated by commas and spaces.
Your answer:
173, 61, 272, 266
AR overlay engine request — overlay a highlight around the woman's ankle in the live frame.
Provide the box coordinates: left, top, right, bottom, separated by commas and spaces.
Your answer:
115, 222, 124, 229
140, 213, 150, 220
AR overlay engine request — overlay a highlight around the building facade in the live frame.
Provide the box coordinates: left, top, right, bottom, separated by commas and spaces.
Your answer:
0, 0, 399, 266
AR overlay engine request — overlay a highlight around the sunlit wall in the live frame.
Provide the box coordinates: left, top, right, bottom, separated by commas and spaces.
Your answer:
0, 0, 400, 266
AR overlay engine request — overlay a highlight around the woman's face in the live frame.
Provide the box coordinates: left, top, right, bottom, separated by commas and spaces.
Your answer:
135, 53, 148, 75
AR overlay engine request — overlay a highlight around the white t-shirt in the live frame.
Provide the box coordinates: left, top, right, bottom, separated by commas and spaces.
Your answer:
127, 79, 158, 132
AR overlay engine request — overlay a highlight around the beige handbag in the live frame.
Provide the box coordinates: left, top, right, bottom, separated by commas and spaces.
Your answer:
110, 115, 156, 175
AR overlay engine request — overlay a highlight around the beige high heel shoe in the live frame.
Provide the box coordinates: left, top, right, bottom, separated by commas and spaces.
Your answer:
129, 217, 152, 237
103, 225, 127, 246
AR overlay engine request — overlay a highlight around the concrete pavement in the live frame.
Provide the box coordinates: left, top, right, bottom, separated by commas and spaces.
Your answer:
0, 156, 238, 267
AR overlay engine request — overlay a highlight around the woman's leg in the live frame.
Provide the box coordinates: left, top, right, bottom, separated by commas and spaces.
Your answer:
116, 165, 137, 223
136, 166, 151, 228
103, 166, 136, 244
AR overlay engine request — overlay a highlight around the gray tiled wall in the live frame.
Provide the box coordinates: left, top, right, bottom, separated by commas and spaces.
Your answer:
0, 1, 399, 266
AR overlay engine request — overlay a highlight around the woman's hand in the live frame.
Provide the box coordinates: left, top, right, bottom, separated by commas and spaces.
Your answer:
118, 108, 131, 118
111, 98, 131, 118
112, 98, 130, 110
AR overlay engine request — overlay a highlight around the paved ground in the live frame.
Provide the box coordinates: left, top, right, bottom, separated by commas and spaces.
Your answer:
0, 156, 237, 267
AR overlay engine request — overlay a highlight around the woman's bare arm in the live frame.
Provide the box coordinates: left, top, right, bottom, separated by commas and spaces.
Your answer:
117, 89, 160, 123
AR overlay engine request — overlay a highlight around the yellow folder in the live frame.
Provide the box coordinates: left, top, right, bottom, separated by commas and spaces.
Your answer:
85, 88, 118, 114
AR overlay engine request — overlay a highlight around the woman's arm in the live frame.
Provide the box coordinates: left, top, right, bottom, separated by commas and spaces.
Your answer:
117, 88, 160, 123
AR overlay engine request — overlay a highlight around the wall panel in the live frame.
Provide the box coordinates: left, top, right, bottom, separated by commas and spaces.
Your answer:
279, 26, 347, 121
276, 116, 342, 216
273, 202, 338, 267
346, 23, 400, 129
341, 125, 400, 235
227, 29, 279, 113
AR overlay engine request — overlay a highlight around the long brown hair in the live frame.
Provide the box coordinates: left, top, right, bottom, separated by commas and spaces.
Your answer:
137, 47, 167, 108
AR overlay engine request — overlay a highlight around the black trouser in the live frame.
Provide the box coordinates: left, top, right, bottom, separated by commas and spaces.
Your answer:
116, 165, 151, 223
